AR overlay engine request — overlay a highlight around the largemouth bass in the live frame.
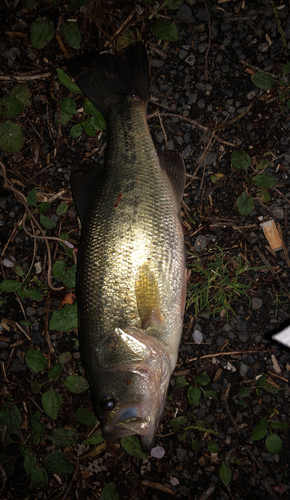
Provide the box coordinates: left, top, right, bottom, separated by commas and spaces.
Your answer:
67, 43, 186, 452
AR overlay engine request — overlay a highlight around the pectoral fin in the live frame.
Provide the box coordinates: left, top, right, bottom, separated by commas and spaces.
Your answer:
135, 264, 163, 330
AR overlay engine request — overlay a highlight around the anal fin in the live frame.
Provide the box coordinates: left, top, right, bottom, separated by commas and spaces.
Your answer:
70, 164, 104, 224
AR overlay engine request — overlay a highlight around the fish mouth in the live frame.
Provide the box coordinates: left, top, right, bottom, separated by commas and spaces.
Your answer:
102, 402, 161, 452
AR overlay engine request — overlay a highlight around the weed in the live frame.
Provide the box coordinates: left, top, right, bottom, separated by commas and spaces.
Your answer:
186, 246, 254, 321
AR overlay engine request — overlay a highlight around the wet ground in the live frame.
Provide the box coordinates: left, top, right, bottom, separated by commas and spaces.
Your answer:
0, 0, 290, 499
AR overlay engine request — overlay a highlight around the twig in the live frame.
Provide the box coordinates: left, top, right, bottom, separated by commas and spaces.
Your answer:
203, 0, 211, 81
141, 480, 174, 495
273, 186, 290, 206
157, 110, 168, 152
61, 456, 79, 500
0, 70, 52, 82
27, 117, 45, 143
185, 349, 275, 365
277, 223, 290, 268
148, 112, 237, 148
104, 6, 139, 47
0, 162, 64, 292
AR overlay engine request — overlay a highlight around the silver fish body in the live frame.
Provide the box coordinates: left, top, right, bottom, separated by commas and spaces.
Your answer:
68, 43, 186, 451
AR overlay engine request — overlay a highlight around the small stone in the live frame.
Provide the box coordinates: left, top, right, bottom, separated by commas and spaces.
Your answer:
194, 235, 207, 252
239, 363, 249, 377
273, 207, 284, 219
185, 54, 195, 66
176, 448, 188, 461
252, 297, 263, 310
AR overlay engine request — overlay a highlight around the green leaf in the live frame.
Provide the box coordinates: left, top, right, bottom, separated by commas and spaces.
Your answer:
161, 0, 183, 9
170, 415, 187, 431
194, 371, 210, 386
38, 201, 51, 213
253, 173, 277, 188
0, 279, 22, 292
30, 464, 48, 490
238, 387, 252, 398
17, 288, 26, 298
99, 483, 119, 500
83, 100, 106, 130
43, 449, 74, 473
82, 119, 96, 137
187, 386, 201, 406
56, 203, 68, 216
83, 429, 104, 445
28, 288, 43, 301
0, 97, 24, 119
192, 439, 201, 451
56, 68, 81, 93
60, 97, 77, 115
231, 150, 251, 170
0, 405, 22, 434
15, 266, 24, 277
25, 350, 47, 373
49, 427, 78, 447
64, 374, 89, 394
48, 363, 62, 381
70, 123, 83, 139
9, 83, 32, 108
61, 22, 82, 49
282, 60, 290, 77
59, 351, 72, 364
236, 191, 253, 216
0, 453, 15, 476
251, 72, 275, 90
30, 411, 45, 445
40, 213, 56, 229
219, 461, 231, 486
256, 374, 267, 386
49, 302, 78, 331
270, 421, 289, 431
258, 188, 271, 203
0, 120, 23, 153
62, 265, 77, 288
76, 407, 98, 427
42, 389, 62, 420
115, 30, 133, 52
151, 19, 178, 42
30, 17, 54, 49
176, 377, 189, 388
250, 418, 268, 441
53, 260, 66, 279
120, 435, 148, 459
55, 110, 74, 125
65, 0, 89, 11
27, 188, 38, 206
30, 381, 44, 394
202, 390, 218, 400
266, 433, 282, 454
208, 442, 219, 453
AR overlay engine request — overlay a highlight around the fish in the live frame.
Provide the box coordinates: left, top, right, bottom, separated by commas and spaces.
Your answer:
67, 42, 186, 452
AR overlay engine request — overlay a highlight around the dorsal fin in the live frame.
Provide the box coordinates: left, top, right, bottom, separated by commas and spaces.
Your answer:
159, 152, 185, 207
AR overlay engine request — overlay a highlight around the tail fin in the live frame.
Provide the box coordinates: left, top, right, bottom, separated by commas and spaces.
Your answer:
66, 42, 150, 118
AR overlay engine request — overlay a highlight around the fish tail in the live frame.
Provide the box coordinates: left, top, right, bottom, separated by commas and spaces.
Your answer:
66, 42, 150, 118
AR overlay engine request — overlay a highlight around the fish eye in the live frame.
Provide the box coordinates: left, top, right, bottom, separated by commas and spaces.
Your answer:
99, 395, 115, 411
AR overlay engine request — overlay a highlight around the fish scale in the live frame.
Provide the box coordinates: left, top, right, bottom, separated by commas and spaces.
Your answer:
68, 43, 186, 451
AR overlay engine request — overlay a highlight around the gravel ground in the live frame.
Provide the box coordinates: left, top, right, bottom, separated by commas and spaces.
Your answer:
1, 0, 290, 499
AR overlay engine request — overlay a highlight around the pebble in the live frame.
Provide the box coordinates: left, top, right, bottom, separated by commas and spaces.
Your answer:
252, 297, 263, 310
194, 235, 207, 252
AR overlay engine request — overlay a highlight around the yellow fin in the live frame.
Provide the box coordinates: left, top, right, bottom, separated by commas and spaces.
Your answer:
135, 264, 163, 330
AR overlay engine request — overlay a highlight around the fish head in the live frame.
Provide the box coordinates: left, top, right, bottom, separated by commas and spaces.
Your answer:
86, 326, 171, 452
